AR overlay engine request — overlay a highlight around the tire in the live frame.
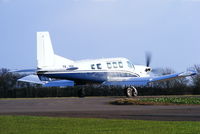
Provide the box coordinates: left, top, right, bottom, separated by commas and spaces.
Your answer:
78, 88, 85, 97
125, 86, 138, 97
125, 87, 133, 97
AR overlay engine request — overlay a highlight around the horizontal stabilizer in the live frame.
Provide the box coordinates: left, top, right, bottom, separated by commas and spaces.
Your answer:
18, 75, 74, 87
18, 75, 44, 84
103, 71, 196, 87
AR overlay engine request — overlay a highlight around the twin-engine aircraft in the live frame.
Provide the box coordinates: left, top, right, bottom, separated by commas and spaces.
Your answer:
17, 32, 196, 97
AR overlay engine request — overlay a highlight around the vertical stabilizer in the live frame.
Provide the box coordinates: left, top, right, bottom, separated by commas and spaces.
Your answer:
37, 32, 74, 70
37, 32, 54, 69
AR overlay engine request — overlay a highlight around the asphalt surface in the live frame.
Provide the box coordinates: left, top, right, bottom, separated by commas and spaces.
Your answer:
1, 96, 200, 121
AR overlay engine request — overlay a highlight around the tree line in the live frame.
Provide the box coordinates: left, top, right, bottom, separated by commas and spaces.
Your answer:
0, 66, 199, 98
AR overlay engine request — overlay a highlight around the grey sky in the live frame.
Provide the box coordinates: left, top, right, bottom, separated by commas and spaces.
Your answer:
0, 0, 200, 72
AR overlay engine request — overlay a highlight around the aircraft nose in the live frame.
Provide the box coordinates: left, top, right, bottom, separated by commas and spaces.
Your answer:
145, 67, 152, 72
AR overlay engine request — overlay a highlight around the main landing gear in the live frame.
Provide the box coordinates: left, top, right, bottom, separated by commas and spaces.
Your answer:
78, 87, 85, 97
125, 86, 138, 97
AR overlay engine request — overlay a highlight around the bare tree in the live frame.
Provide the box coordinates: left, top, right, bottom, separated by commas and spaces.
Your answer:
0, 68, 19, 89
191, 65, 200, 93
0, 68, 22, 97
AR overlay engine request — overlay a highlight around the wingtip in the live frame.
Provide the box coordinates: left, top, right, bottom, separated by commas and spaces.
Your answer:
179, 70, 197, 77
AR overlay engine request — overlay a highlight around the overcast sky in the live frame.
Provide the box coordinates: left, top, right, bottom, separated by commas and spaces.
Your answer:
0, 0, 200, 72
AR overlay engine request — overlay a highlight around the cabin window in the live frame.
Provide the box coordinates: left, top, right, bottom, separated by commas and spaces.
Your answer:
107, 62, 112, 69
91, 64, 95, 69
97, 63, 102, 69
118, 62, 123, 68
113, 62, 118, 68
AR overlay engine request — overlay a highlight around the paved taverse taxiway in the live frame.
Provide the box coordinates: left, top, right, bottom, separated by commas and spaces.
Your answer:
0, 96, 200, 121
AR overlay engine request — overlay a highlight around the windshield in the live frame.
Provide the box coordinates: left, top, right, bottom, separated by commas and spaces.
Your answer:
127, 61, 134, 69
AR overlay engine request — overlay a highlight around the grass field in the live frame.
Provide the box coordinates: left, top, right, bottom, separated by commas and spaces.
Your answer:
0, 116, 200, 134
111, 96, 200, 105
141, 97, 200, 104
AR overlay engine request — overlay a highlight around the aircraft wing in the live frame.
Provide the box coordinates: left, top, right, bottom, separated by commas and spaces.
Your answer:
18, 75, 74, 87
103, 70, 196, 86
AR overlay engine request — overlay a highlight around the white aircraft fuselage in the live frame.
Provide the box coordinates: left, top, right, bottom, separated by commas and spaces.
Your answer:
37, 57, 151, 84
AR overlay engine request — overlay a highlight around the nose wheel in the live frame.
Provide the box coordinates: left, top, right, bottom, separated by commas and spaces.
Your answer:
125, 86, 138, 97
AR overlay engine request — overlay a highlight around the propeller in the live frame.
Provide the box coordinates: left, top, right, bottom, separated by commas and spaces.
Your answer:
145, 52, 152, 67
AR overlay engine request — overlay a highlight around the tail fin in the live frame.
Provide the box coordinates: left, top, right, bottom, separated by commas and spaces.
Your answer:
37, 32, 74, 70
37, 32, 54, 69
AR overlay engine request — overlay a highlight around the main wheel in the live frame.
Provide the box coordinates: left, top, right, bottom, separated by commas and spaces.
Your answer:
78, 88, 85, 97
125, 86, 138, 97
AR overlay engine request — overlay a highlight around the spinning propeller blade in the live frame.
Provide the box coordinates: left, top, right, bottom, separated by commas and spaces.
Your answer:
145, 52, 152, 67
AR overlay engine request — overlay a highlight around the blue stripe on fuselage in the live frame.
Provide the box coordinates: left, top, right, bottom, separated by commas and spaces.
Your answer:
39, 70, 139, 83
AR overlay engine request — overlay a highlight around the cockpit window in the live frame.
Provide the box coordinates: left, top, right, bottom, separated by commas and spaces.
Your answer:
113, 62, 118, 68
63, 65, 67, 68
107, 62, 112, 69
118, 61, 123, 68
127, 61, 133, 68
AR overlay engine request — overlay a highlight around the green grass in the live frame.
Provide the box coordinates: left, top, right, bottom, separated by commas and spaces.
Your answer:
141, 97, 200, 105
0, 116, 200, 134
111, 97, 200, 105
